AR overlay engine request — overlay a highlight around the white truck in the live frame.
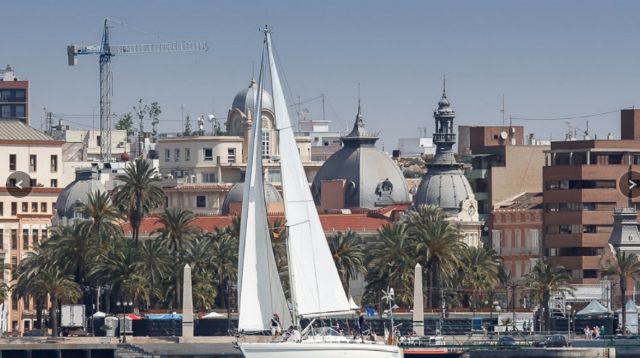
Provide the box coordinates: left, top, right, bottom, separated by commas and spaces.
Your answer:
60, 304, 86, 334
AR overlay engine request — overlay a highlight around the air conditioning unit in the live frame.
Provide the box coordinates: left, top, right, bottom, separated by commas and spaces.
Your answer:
271, 155, 280, 162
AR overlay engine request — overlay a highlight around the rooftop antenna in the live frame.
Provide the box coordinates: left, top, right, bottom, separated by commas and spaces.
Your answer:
321, 93, 326, 122
501, 94, 506, 127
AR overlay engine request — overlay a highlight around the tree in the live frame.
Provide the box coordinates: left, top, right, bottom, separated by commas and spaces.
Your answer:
77, 190, 123, 245
133, 99, 148, 135
601, 251, 640, 334
122, 274, 154, 310
33, 266, 81, 336
43, 224, 95, 288
457, 246, 507, 309
523, 260, 574, 332
136, 238, 172, 305
328, 231, 366, 294
404, 205, 465, 308
148, 102, 161, 141
88, 238, 139, 311
192, 271, 218, 312
114, 158, 165, 243
183, 115, 192, 136
115, 112, 134, 137
154, 208, 200, 307
12, 248, 54, 329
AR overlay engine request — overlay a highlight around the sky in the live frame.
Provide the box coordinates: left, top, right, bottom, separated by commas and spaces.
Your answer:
2, 0, 640, 150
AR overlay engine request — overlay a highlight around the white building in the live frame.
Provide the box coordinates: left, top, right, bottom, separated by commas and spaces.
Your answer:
397, 137, 435, 157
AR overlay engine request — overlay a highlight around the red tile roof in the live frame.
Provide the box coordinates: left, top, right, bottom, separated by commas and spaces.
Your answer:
123, 213, 393, 236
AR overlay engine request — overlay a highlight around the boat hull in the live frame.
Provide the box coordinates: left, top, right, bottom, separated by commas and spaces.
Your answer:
240, 342, 403, 358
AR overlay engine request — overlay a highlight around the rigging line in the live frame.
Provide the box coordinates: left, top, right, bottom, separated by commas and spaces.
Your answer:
287, 95, 324, 108
511, 108, 623, 121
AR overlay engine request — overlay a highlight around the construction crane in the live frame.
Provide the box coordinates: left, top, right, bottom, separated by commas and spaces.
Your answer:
67, 18, 208, 162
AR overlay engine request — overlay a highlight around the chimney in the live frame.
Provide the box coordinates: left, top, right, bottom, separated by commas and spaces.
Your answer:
620, 109, 640, 140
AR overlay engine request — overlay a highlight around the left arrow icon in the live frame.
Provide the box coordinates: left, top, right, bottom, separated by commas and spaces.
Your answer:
16, 180, 23, 190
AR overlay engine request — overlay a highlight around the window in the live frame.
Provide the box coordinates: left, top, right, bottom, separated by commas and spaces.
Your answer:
22, 229, 28, 249
40, 203, 47, 213
41, 228, 47, 242
228, 148, 236, 163
30, 203, 37, 213
203, 148, 213, 161
21, 203, 27, 213
0, 229, 4, 250
96, 136, 101, 147
185, 148, 191, 161
9, 154, 15, 171
32, 229, 38, 246
0, 106, 9, 117
29, 155, 36, 172
203, 173, 216, 183
11, 230, 17, 250
491, 230, 502, 254
175, 149, 180, 161
609, 154, 623, 165
196, 195, 206, 208
50, 179, 58, 188
262, 131, 270, 159
29, 179, 36, 187
14, 90, 24, 99
165, 149, 170, 162
50, 155, 58, 172
15, 105, 25, 118
23, 298, 30, 311
0, 202, 3, 216
10, 203, 16, 216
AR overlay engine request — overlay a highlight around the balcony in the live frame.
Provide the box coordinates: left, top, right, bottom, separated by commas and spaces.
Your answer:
432, 133, 456, 143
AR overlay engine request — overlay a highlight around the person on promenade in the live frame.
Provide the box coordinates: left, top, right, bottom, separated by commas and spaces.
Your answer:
271, 313, 281, 336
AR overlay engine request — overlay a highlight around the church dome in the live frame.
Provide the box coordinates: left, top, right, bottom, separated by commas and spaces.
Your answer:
311, 104, 410, 209
414, 166, 474, 214
232, 79, 274, 114
222, 182, 283, 215
55, 168, 107, 224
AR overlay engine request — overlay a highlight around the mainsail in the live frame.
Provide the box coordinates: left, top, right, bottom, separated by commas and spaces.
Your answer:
266, 31, 352, 317
237, 42, 292, 331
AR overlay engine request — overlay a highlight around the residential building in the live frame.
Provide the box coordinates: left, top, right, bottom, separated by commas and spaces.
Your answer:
459, 125, 549, 243
157, 80, 320, 215
396, 137, 435, 157
51, 126, 131, 162
0, 120, 64, 333
0, 65, 29, 124
297, 118, 343, 161
491, 192, 543, 306
543, 109, 640, 284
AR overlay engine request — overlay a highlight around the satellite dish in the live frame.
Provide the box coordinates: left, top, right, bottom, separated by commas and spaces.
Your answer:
207, 114, 215, 122
500, 131, 508, 140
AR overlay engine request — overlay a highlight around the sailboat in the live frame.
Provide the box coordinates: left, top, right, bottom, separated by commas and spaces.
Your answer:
237, 27, 402, 358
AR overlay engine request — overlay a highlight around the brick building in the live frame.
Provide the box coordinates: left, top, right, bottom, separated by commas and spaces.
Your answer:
0, 65, 29, 124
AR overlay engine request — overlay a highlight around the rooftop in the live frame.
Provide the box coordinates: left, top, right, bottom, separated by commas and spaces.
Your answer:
0, 120, 55, 142
494, 192, 543, 210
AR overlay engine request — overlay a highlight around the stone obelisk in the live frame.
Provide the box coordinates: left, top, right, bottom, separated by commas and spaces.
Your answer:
413, 263, 424, 336
182, 264, 194, 340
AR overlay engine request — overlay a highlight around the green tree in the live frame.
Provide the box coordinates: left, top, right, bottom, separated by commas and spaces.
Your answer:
457, 246, 507, 309
122, 274, 155, 310
34, 266, 81, 336
114, 158, 165, 243
134, 99, 148, 135
154, 208, 200, 307
115, 112, 134, 137
136, 238, 172, 305
183, 115, 192, 136
148, 102, 162, 141
328, 231, 366, 294
193, 271, 218, 312
77, 190, 123, 245
42, 224, 95, 288
601, 251, 640, 334
12, 248, 53, 329
523, 260, 574, 332
88, 238, 139, 311
404, 205, 465, 308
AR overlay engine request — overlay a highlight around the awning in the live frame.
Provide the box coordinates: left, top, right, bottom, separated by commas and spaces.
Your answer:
577, 299, 610, 316
202, 311, 226, 319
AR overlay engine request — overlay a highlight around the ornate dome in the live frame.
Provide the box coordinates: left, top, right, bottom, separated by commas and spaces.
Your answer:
311, 104, 410, 209
232, 79, 274, 114
55, 168, 107, 224
414, 166, 474, 214
222, 182, 283, 215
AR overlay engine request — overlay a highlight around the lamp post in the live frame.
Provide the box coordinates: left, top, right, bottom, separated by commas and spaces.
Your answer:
495, 304, 502, 335
566, 304, 572, 338
116, 301, 133, 343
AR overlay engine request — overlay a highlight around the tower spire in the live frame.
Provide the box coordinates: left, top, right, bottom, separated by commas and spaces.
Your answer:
442, 74, 447, 98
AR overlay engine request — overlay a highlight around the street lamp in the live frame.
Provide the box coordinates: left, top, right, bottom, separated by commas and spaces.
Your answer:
116, 301, 133, 343
566, 304, 572, 338
495, 305, 502, 335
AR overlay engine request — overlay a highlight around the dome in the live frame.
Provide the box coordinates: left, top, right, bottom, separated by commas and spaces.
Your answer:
232, 79, 274, 114
414, 166, 475, 214
311, 104, 410, 209
55, 168, 107, 224
222, 182, 283, 215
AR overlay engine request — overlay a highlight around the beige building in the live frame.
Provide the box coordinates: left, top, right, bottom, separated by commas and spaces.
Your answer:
51, 127, 131, 162
0, 120, 64, 333
157, 80, 320, 215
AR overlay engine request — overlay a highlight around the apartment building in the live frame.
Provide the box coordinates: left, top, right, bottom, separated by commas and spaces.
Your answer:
543, 109, 640, 284
0, 65, 29, 124
0, 120, 64, 333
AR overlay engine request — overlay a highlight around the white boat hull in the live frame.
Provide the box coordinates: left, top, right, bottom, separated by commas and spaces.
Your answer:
240, 342, 402, 358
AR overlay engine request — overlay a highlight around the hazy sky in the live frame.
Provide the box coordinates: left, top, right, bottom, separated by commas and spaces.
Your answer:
2, 0, 639, 149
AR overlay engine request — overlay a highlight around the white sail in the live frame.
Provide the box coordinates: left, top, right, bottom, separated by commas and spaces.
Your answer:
237, 45, 292, 331
266, 32, 352, 317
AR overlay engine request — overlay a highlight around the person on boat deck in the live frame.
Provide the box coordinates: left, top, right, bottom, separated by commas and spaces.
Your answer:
271, 313, 281, 336
357, 310, 365, 342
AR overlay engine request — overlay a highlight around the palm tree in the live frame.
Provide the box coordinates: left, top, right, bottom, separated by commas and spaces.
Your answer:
42, 224, 95, 288
136, 238, 172, 306
192, 271, 218, 313
31, 266, 81, 336
601, 251, 640, 334
404, 205, 465, 308
88, 238, 139, 311
77, 190, 123, 244
457, 246, 507, 309
365, 223, 415, 307
114, 158, 165, 243
122, 274, 155, 310
13, 247, 57, 329
328, 231, 366, 294
523, 260, 574, 332
154, 208, 200, 307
